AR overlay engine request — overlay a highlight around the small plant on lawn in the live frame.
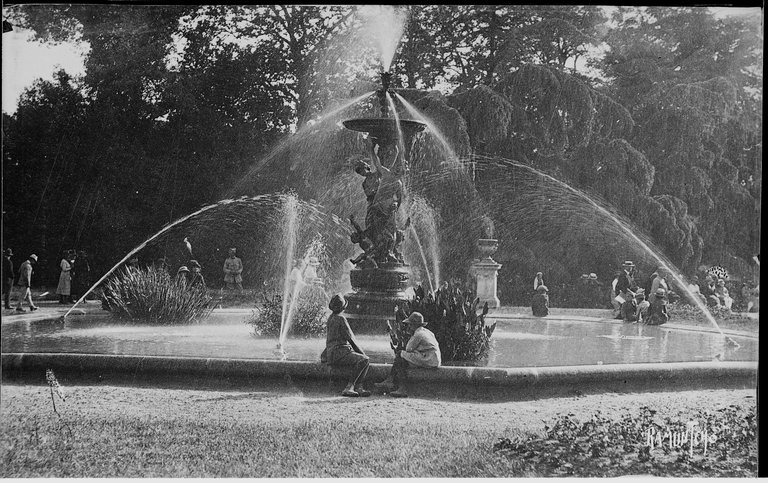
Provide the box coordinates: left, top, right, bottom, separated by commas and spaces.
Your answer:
394, 282, 496, 363
246, 284, 328, 338
45, 369, 72, 438
493, 404, 757, 477
101, 266, 213, 324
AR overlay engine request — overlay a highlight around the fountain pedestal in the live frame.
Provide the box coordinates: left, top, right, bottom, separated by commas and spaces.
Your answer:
344, 264, 410, 333
341, 71, 426, 333
470, 239, 502, 309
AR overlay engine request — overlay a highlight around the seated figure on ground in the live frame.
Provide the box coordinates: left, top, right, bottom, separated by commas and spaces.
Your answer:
321, 294, 370, 397
531, 284, 549, 317
635, 290, 650, 322
620, 289, 639, 322
715, 279, 733, 311
644, 288, 669, 326
374, 312, 441, 398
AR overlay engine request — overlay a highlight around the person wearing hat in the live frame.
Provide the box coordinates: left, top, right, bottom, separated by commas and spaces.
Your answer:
176, 265, 190, 287
15, 254, 39, 312
644, 288, 669, 326
531, 284, 550, 317
187, 260, 206, 289
223, 248, 243, 291
321, 294, 370, 397
3, 248, 14, 309
375, 311, 441, 398
586, 273, 603, 309
613, 261, 636, 317
533, 272, 545, 292
56, 249, 75, 304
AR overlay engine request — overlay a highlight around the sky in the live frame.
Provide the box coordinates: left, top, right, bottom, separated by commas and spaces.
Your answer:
1, 6, 762, 115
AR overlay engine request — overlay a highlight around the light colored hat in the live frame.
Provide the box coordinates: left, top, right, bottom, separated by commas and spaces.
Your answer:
580, 274, 589, 279
328, 294, 348, 313
622, 261, 635, 267
177, 266, 189, 273
588, 273, 597, 280
536, 285, 549, 293
405, 311, 427, 327
654, 288, 667, 298
29, 254, 38, 262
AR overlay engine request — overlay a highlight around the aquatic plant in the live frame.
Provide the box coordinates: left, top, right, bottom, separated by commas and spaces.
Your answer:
396, 282, 496, 362
101, 266, 213, 324
247, 284, 328, 338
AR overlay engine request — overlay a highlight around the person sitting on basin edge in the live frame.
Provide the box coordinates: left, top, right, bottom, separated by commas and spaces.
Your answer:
531, 284, 549, 317
375, 312, 441, 398
321, 294, 371, 397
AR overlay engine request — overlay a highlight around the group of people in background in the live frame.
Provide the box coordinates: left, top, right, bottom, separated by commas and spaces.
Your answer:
3, 249, 39, 312
530, 260, 757, 324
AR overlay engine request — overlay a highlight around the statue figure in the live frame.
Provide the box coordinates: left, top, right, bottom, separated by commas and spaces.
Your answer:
349, 215, 378, 269
351, 141, 405, 265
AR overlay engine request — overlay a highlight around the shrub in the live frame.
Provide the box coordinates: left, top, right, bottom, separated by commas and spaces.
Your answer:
394, 283, 496, 363
246, 284, 328, 338
493, 405, 757, 477
101, 266, 214, 324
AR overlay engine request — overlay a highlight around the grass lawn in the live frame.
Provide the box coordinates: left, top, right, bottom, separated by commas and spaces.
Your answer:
0, 376, 757, 477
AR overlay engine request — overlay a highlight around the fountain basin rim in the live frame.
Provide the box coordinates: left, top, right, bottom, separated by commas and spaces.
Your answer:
3, 353, 757, 391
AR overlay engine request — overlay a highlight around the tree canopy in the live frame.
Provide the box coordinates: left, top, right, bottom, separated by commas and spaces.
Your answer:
2, 5, 761, 292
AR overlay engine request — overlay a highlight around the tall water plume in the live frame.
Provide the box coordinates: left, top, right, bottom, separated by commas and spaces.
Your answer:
356, 5, 408, 71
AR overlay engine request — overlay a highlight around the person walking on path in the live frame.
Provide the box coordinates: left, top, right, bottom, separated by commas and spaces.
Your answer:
223, 248, 243, 291
56, 250, 75, 304
3, 249, 14, 309
321, 294, 371, 397
374, 311, 441, 398
15, 254, 39, 312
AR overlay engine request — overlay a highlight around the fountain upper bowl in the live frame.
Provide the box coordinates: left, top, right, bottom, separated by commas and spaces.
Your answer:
343, 118, 426, 138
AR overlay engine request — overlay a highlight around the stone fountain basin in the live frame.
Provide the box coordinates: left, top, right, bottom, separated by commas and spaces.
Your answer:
0, 311, 757, 368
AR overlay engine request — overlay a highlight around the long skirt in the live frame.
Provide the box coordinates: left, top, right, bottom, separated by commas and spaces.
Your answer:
56, 271, 71, 295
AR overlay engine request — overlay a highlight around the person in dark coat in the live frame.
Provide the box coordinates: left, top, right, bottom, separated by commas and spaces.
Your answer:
620, 289, 639, 322
3, 248, 14, 309
15, 254, 39, 312
321, 294, 370, 397
531, 284, 550, 317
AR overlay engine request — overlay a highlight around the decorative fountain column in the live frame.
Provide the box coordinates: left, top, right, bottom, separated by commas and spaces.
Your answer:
341, 72, 426, 332
470, 239, 502, 309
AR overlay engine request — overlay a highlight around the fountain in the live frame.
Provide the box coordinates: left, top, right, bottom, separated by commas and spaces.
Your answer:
3, 6, 756, 396
340, 71, 426, 332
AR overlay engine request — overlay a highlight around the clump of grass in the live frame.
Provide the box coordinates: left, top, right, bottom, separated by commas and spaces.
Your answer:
101, 266, 213, 324
397, 283, 496, 362
245, 284, 327, 338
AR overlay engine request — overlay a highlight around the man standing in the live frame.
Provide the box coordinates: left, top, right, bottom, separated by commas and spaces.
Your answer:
15, 254, 39, 312
3, 248, 14, 309
613, 261, 635, 318
222, 248, 243, 291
